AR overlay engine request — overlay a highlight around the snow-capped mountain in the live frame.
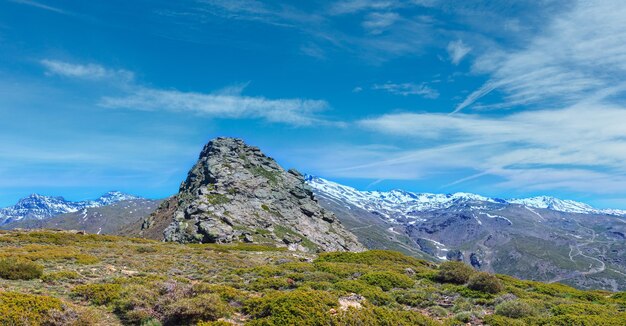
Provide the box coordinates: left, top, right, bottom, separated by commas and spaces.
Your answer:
508, 196, 594, 214
0, 191, 141, 224
305, 175, 626, 219
90, 191, 140, 206
306, 175, 626, 291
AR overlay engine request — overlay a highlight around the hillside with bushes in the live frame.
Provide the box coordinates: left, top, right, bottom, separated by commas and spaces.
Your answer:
0, 229, 625, 325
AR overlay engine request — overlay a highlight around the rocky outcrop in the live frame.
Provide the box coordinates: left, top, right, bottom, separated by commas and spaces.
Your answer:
140, 137, 363, 252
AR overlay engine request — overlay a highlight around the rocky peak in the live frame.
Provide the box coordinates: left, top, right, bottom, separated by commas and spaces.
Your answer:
142, 137, 363, 252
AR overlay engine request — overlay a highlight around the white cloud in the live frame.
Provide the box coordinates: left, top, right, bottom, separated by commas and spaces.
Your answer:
100, 87, 330, 125
372, 82, 439, 98
329, 0, 435, 15
329, 0, 397, 15
457, 0, 626, 112
362, 12, 400, 34
40, 60, 134, 82
446, 39, 471, 65
40, 59, 330, 126
160, 0, 439, 63
354, 103, 626, 193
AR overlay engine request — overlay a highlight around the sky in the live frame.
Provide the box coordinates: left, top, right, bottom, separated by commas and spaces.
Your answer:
1, 0, 626, 209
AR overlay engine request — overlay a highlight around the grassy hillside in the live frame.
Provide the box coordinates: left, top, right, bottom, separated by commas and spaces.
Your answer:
0, 230, 625, 325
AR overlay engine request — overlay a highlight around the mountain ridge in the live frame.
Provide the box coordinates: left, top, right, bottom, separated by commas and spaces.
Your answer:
0, 198, 161, 235
305, 175, 626, 218
0, 191, 142, 224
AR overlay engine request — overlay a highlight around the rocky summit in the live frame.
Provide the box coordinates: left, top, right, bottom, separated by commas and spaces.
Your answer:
140, 137, 363, 252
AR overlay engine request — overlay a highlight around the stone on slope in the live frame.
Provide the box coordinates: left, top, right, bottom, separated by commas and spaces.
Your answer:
140, 137, 363, 252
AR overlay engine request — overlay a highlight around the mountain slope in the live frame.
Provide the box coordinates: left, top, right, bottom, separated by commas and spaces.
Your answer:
137, 137, 363, 252
307, 176, 626, 291
0, 191, 141, 224
1, 198, 161, 235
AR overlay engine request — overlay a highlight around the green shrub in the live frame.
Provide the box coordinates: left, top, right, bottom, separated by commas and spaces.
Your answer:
331, 304, 439, 326
543, 313, 626, 325
0, 291, 63, 326
314, 262, 370, 278
393, 289, 435, 308
495, 300, 537, 318
42, 270, 81, 282
436, 261, 474, 284
116, 283, 161, 324
247, 277, 293, 291
467, 272, 503, 294
0, 257, 43, 280
300, 281, 334, 290
163, 293, 232, 325
360, 271, 414, 291
428, 305, 448, 317
302, 271, 339, 283
612, 291, 626, 301
452, 285, 495, 299
193, 283, 249, 303
74, 253, 100, 264
72, 283, 122, 305
529, 281, 602, 301
278, 261, 315, 273
205, 193, 230, 205
550, 303, 616, 316
245, 289, 337, 325
334, 280, 393, 305
316, 250, 430, 269
483, 314, 526, 326
136, 246, 158, 253
453, 311, 472, 323
451, 298, 473, 313
198, 321, 233, 326
237, 265, 283, 277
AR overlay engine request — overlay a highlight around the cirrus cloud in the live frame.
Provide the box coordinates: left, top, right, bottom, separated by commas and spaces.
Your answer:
457, 0, 626, 112
41, 59, 332, 126
40, 60, 134, 82
354, 103, 626, 193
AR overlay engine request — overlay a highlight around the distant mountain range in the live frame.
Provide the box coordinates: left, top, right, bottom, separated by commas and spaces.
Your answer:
305, 175, 626, 219
306, 175, 626, 291
1, 198, 161, 235
0, 191, 141, 224
3, 168, 626, 291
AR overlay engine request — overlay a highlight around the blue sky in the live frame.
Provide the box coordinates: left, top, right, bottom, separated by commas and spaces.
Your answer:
1, 0, 626, 209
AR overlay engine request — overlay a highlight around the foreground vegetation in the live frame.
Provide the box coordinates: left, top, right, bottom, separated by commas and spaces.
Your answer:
0, 230, 625, 325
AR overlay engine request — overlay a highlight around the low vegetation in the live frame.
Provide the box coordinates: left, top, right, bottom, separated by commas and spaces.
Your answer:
0, 230, 625, 325
0, 257, 44, 280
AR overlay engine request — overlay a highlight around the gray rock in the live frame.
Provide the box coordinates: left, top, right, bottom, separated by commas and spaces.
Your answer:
446, 249, 464, 261
470, 252, 482, 268
144, 137, 364, 252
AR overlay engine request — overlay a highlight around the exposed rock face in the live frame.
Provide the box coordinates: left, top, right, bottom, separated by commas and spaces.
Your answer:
141, 137, 363, 252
